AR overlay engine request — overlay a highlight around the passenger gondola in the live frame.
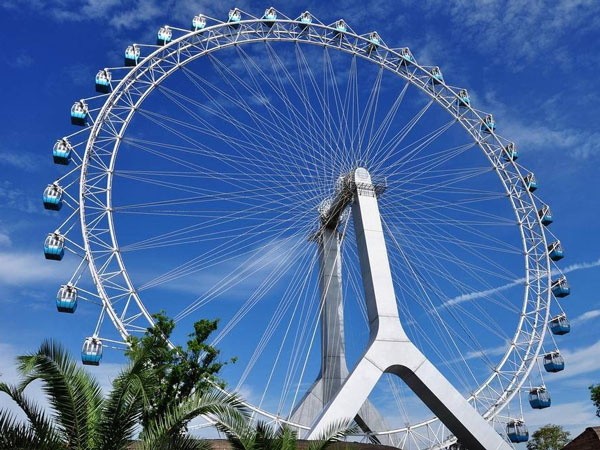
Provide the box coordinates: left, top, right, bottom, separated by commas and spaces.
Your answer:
506, 419, 529, 443
43, 183, 63, 211
529, 387, 551, 409
56, 284, 78, 313
81, 337, 103, 366
44, 232, 65, 261
543, 351, 565, 373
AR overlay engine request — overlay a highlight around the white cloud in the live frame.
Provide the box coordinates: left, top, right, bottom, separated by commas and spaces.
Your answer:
441, 278, 524, 308
476, 90, 600, 159
0, 181, 40, 214
562, 259, 600, 274
0, 251, 77, 286
441, 258, 600, 309
6, 54, 33, 69
554, 340, 600, 379
108, 1, 163, 30
499, 116, 600, 160
572, 309, 600, 325
0, 151, 46, 172
0, 231, 10, 247
524, 400, 600, 437
464, 343, 509, 361
427, 0, 600, 64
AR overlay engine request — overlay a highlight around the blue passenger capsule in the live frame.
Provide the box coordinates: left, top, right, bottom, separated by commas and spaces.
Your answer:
124, 45, 140, 67
191, 14, 206, 32
507, 420, 529, 443
263, 7, 277, 26
334, 19, 347, 35
481, 114, 496, 134
228, 8, 241, 28
503, 142, 518, 161
298, 11, 312, 28
523, 172, 538, 192
56, 284, 78, 313
548, 240, 564, 261
44, 232, 65, 261
53, 138, 73, 165
551, 276, 570, 298
543, 351, 565, 372
457, 89, 470, 107
95, 69, 112, 93
529, 387, 551, 409
81, 337, 102, 366
43, 184, 63, 211
157, 26, 172, 45
399, 47, 415, 66
431, 66, 444, 84
368, 32, 381, 53
538, 205, 553, 226
70, 101, 88, 126
550, 314, 570, 335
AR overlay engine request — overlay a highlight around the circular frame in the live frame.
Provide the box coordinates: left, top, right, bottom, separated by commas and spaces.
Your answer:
77, 11, 553, 442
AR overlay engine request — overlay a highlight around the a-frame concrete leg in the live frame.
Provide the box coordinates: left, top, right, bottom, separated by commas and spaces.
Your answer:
290, 227, 391, 444
305, 168, 511, 450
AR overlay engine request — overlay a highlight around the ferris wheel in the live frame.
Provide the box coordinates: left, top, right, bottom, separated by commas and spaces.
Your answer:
43, 8, 573, 449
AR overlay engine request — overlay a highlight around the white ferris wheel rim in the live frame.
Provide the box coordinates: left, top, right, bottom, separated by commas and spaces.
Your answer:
74, 9, 554, 441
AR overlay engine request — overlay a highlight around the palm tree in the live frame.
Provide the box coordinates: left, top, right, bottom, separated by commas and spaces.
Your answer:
216, 414, 361, 450
0, 340, 245, 450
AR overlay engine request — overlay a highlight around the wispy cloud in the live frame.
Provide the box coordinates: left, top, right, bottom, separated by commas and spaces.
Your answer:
0, 181, 39, 214
556, 339, 600, 379
426, 0, 600, 64
442, 279, 524, 308
441, 258, 600, 309
0, 229, 10, 247
572, 309, 600, 325
497, 113, 600, 160
524, 400, 599, 437
0, 251, 77, 287
0, 151, 46, 172
478, 90, 600, 159
6, 54, 33, 69
464, 343, 509, 361
561, 259, 600, 274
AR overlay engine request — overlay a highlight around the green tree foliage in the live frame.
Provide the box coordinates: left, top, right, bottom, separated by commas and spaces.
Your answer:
0, 339, 244, 450
527, 424, 571, 450
125, 311, 235, 431
590, 383, 600, 417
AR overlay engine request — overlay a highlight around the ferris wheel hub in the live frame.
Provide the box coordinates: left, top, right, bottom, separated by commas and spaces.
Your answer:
318, 167, 382, 232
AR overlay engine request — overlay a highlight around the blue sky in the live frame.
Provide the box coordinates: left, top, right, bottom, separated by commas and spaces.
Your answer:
1, 0, 600, 445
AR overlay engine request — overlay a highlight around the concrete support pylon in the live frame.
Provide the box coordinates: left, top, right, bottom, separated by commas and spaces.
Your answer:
290, 226, 390, 444
305, 168, 512, 450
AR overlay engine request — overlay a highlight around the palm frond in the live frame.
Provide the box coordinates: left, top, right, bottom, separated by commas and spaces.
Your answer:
307, 419, 359, 450
0, 382, 62, 445
274, 424, 298, 450
17, 339, 103, 449
142, 434, 213, 450
257, 421, 295, 450
213, 408, 257, 450
96, 357, 159, 450
141, 389, 248, 449
0, 408, 62, 450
